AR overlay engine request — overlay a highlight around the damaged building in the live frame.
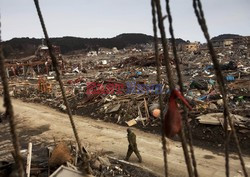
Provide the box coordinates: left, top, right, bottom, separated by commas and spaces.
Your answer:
3, 43, 64, 78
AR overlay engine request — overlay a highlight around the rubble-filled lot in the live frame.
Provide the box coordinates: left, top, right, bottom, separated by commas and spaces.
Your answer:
0, 114, 158, 177
2, 98, 250, 177
1, 47, 250, 176
1, 48, 250, 154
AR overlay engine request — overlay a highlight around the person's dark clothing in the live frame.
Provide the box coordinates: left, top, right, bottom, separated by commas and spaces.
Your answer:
125, 129, 142, 163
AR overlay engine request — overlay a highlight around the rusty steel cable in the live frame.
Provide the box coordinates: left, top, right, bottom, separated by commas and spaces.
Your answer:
151, 0, 168, 176
192, 0, 248, 176
165, 0, 198, 176
0, 47, 25, 177
153, 0, 194, 176
33, 0, 92, 174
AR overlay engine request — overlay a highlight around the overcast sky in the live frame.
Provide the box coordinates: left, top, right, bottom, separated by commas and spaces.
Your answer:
0, 0, 249, 42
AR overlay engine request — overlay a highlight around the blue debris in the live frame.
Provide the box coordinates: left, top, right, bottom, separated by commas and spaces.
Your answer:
208, 79, 216, 85
205, 65, 213, 70
136, 71, 142, 77
198, 95, 208, 101
225, 75, 235, 82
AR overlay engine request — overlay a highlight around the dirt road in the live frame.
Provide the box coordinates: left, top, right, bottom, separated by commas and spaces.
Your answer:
0, 98, 250, 177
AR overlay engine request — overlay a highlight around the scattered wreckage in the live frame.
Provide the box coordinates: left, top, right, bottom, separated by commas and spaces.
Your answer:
1, 44, 250, 176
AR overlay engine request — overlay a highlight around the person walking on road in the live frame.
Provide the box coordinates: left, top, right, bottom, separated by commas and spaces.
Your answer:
125, 128, 142, 163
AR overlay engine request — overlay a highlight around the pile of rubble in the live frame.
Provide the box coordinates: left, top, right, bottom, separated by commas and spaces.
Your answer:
0, 141, 156, 177
1, 48, 250, 151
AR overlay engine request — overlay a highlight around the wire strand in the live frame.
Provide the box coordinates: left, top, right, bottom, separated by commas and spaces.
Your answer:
151, 1, 168, 176
0, 46, 25, 177
153, 0, 174, 90
153, 0, 194, 176
165, 0, 198, 176
192, 0, 248, 176
33, 0, 91, 174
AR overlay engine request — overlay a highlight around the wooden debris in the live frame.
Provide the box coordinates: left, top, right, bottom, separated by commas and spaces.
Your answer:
26, 142, 32, 177
137, 104, 145, 126
144, 98, 150, 120
126, 119, 137, 127
196, 113, 250, 130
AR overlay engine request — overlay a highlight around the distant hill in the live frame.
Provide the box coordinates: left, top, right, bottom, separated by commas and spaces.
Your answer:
2, 33, 186, 59
2, 33, 154, 58
211, 34, 242, 41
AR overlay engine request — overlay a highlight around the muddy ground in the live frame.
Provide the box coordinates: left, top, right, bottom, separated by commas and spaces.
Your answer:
1, 99, 250, 176
54, 100, 250, 155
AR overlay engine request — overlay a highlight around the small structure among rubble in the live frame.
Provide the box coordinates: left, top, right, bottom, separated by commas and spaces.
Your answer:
179, 41, 200, 52
4, 43, 64, 78
211, 35, 250, 51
